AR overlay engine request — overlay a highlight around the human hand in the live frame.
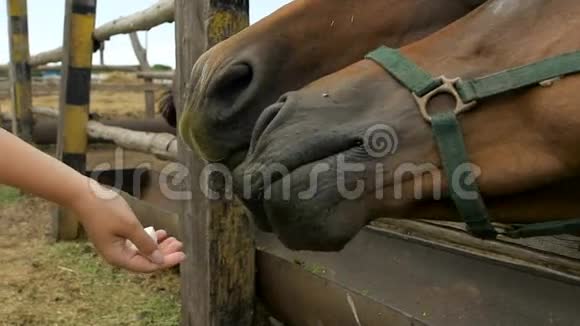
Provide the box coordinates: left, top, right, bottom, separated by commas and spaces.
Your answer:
71, 181, 186, 273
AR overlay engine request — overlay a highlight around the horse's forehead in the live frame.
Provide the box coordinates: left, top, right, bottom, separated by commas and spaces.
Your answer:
490, 0, 523, 16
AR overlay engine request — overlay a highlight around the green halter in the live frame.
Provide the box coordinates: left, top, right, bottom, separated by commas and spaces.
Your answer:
366, 46, 580, 239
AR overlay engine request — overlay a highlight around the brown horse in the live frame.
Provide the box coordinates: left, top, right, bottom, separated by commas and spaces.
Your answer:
233, 0, 580, 250
172, 0, 485, 167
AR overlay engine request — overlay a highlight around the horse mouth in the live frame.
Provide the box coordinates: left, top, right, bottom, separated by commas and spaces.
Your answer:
231, 95, 388, 250
236, 137, 366, 201
223, 149, 251, 170
233, 142, 374, 251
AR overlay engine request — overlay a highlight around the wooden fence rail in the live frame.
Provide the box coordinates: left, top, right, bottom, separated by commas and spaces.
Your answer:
28, 0, 175, 67
30, 107, 178, 160
36, 64, 139, 72
0, 64, 140, 73
137, 70, 174, 80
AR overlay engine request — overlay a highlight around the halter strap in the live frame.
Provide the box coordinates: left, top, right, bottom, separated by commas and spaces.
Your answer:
367, 46, 580, 103
365, 47, 441, 96
430, 111, 496, 238
365, 46, 580, 239
457, 51, 580, 102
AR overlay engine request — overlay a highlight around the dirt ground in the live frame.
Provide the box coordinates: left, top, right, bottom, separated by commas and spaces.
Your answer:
0, 186, 180, 326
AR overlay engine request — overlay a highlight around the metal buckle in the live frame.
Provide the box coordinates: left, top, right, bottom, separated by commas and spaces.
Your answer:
412, 76, 477, 123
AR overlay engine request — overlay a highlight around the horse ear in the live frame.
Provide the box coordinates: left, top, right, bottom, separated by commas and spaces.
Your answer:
158, 88, 177, 127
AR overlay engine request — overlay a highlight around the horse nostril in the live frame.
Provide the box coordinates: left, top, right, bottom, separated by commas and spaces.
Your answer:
207, 63, 254, 120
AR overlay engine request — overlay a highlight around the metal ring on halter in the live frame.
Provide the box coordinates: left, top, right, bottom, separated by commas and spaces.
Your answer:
412, 76, 477, 123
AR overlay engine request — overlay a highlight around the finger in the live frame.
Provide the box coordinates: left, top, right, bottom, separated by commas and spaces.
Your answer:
162, 252, 186, 268
123, 221, 163, 265
160, 239, 183, 255
158, 237, 178, 251
118, 255, 161, 273
155, 229, 168, 243
119, 251, 186, 273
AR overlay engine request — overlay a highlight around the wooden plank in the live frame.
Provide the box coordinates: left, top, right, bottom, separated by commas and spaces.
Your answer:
6, 0, 33, 141
53, 0, 97, 240
257, 228, 580, 326
257, 251, 424, 326
28, 0, 175, 67
422, 220, 580, 260
370, 219, 580, 280
174, 1, 254, 325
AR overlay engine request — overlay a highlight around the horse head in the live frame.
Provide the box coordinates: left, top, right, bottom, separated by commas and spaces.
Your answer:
234, 0, 580, 250
172, 0, 484, 168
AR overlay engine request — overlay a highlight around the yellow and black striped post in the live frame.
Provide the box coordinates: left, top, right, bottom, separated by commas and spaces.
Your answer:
6, 0, 33, 141
53, 0, 97, 240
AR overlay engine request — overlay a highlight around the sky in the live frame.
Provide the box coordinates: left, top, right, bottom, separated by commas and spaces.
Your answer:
0, 0, 293, 68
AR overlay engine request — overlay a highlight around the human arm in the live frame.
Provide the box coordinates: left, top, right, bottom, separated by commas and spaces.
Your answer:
0, 128, 185, 272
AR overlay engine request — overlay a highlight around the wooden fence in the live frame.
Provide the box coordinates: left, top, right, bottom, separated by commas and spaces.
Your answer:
2, 0, 179, 234
5, 1, 580, 326
2, 0, 175, 121
4, 0, 257, 325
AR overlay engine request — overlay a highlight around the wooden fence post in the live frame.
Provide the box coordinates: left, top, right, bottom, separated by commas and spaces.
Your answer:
6, 0, 33, 141
175, 0, 254, 325
53, 0, 97, 240
99, 41, 105, 65
129, 32, 155, 119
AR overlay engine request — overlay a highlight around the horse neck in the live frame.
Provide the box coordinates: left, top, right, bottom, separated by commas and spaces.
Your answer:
349, 0, 486, 49
249, 0, 483, 85
405, 0, 580, 76
396, 0, 580, 222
